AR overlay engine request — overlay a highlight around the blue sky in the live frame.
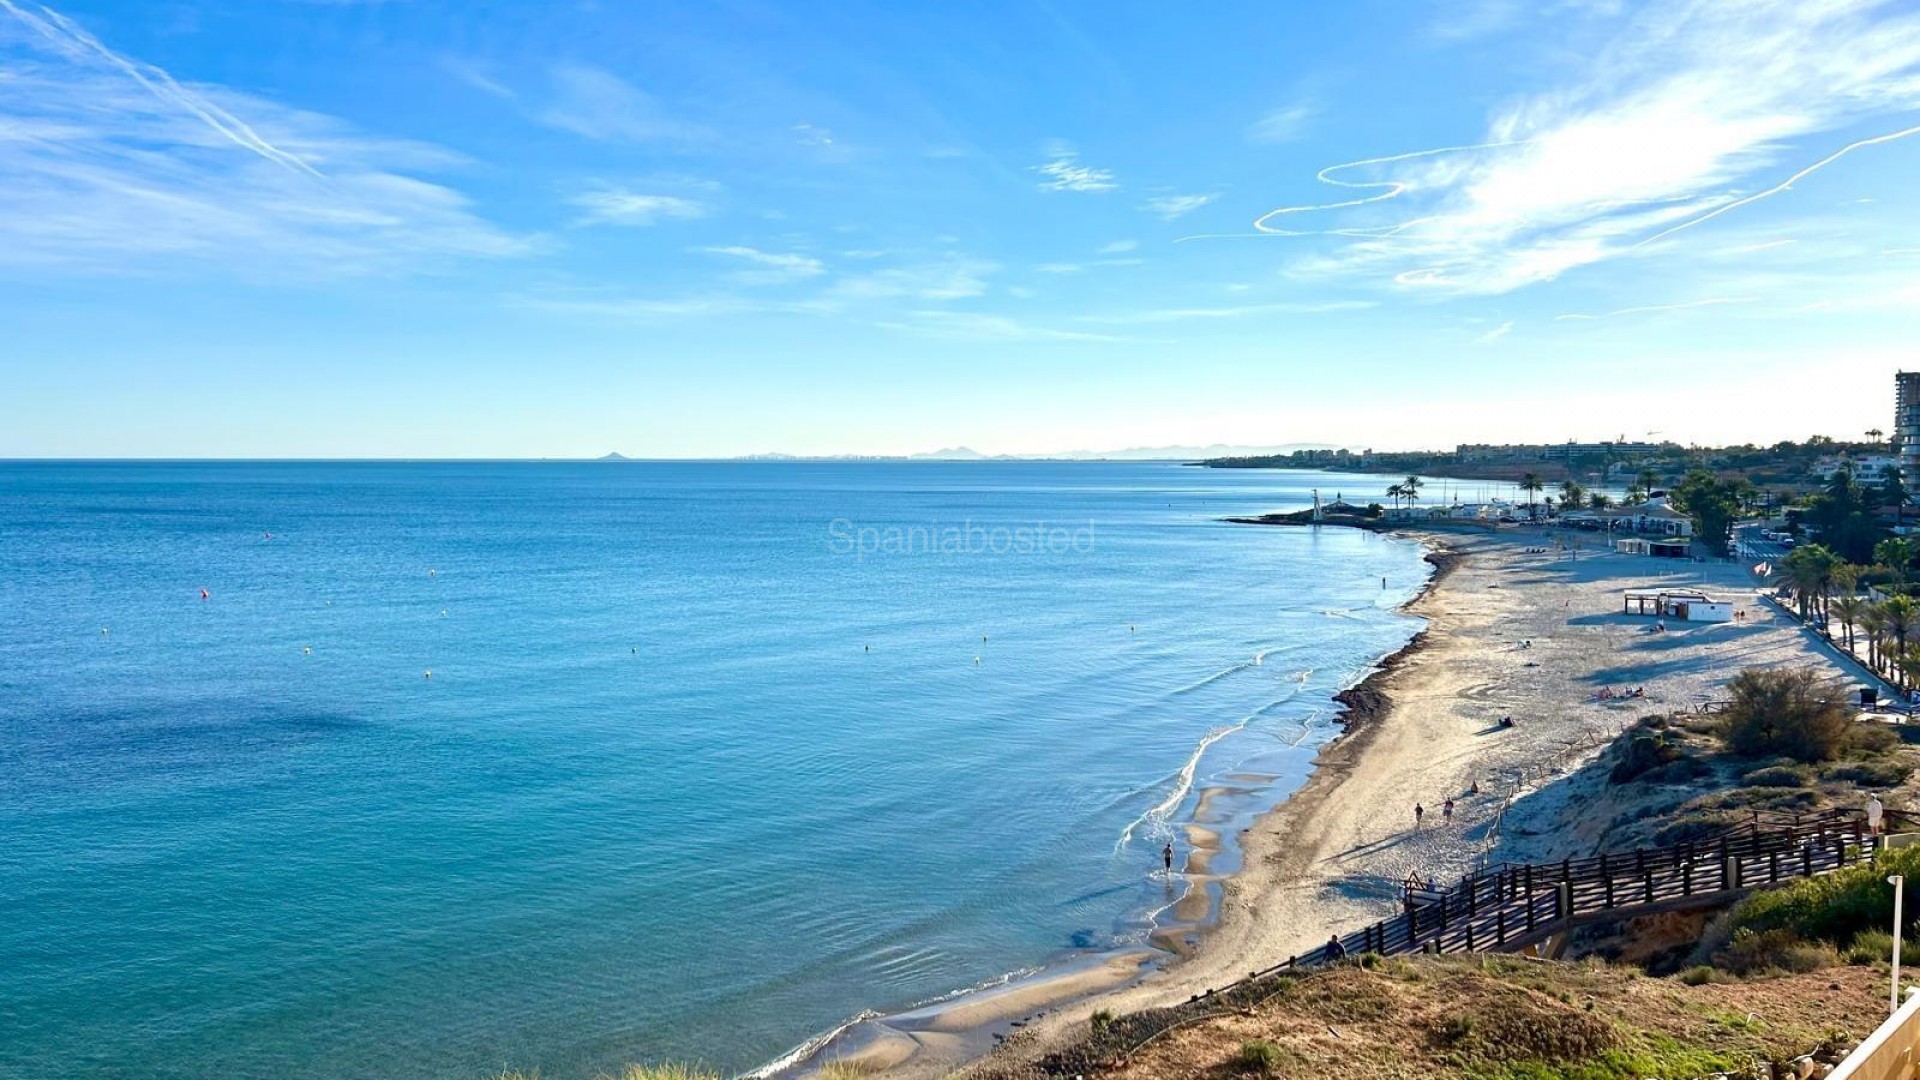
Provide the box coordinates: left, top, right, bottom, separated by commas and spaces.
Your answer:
4, 0, 1920, 457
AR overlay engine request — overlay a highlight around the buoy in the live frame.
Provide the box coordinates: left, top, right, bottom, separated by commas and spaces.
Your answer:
440, 609, 448, 617
428, 568, 437, 577
200, 589, 209, 601
424, 670, 433, 679
303, 646, 312, 655
100, 627, 109, 636
974, 655, 981, 665
982, 633, 989, 642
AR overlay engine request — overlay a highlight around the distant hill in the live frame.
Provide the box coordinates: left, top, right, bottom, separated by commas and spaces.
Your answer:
596, 452, 633, 461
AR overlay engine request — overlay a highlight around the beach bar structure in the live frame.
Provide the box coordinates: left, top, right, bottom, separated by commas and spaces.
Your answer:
1623, 588, 1734, 623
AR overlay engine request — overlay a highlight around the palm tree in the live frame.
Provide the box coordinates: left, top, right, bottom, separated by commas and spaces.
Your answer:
1386, 482, 1405, 510
1559, 479, 1585, 510
1832, 594, 1867, 656
1869, 427, 1885, 449
1882, 595, 1920, 686
1877, 537, 1918, 587
1863, 604, 1890, 673
1519, 473, 1543, 518
1402, 475, 1423, 508
1896, 647, 1920, 697
1588, 492, 1613, 510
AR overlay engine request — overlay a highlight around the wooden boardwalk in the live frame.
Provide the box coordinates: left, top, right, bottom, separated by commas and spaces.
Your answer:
1244, 808, 1899, 980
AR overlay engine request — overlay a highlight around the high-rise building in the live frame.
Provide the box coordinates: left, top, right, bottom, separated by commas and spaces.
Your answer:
1899, 372, 1920, 479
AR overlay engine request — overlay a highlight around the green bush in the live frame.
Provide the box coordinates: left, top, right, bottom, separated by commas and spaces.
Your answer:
1826, 758, 1913, 788
1678, 965, 1730, 986
1726, 844, 1920, 950
1742, 764, 1812, 788
1236, 1039, 1284, 1073
1089, 1008, 1113, 1033
1719, 668, 1854, 762
1848, 929, 1896, 965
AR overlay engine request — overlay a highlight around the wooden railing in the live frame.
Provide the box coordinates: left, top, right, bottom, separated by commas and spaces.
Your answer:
1231, 808, 1908, 983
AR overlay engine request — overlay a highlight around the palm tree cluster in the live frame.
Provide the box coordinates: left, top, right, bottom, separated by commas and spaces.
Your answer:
1385, 474, 1423, 510
1783, 540, 1920, 690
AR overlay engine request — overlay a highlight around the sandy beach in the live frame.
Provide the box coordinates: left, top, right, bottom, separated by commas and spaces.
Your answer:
871, 524, 1871, 1079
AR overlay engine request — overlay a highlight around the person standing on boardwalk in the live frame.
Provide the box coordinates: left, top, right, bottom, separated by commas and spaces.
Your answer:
1324, 934, 1347, 962
1162, 842, 1174, 873
1868, 794, 1885, 836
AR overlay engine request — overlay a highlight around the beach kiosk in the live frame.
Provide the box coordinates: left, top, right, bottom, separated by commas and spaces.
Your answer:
1623, 588, 1735, 623
1648, 539, 1691, 559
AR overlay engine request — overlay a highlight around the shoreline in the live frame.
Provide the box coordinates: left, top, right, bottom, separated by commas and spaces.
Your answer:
776, 522, 1453, 1078
945, 518, 1857, 1078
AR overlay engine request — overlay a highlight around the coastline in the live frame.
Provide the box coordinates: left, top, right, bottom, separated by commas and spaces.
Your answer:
775, 523, 1453, 1078
937, 519, 1855, 1078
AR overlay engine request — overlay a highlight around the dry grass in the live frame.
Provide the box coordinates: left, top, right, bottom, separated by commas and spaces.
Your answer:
968, 955, 1881, 1080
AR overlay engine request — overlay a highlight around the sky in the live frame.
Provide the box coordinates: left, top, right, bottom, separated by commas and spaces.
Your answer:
3, 0, 1920, 458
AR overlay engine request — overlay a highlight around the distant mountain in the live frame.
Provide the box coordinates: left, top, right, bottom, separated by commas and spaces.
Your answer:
597, 451, 633, 461
907, 446, 992, 461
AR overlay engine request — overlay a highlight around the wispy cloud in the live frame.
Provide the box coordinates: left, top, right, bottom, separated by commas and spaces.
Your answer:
1247, 102, 1315, 144
698, 245, 826, 283
877, 310, 1124, 342
818, 256, 996, 304
538, 63, 710, 143
1143, 193, 1218, 220
1554, 296, 1756, 321
0, 1, 528, 272
1475, 320, 1514, 343
569, 190, 708, 227
1239, 0, 1920, 294
1033, 147, 1117, 192
1078, 300, 1375, 324
1097, 239, 1138, 254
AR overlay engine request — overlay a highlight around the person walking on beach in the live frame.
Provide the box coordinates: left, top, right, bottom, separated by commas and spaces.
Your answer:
1414, 803, 1424, 830
1162, 842, 1174, 873
1868, 794, 1885, 836
1443, 798, 1454, 822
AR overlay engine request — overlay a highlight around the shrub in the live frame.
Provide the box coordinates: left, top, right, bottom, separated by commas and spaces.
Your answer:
597, 1068, 720, 1080
1726, 844, 1920, 950
1848, 929, 1896, 965
1742, 764, 1812, 788
1827, 758, 1914, 788
1716, 927, 1840, 975
1679, 965, 1730, 985
1719, 667, 1855, 762
812, 1064, 867, 1080
1235, 1039, 1284, 1073
1088, 1009, 1113, 1033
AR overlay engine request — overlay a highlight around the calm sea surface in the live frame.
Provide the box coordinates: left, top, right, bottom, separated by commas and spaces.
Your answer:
0, 461, 1431, 1079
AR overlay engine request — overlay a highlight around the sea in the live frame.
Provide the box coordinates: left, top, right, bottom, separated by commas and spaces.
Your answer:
0, 461, 1437, 1079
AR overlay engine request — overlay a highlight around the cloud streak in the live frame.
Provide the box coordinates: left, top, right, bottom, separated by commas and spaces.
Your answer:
1554, 297, 1756, 320
1033, 148, 1116, 192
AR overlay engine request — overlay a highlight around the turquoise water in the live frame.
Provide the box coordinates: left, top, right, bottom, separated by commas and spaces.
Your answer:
0, 462, 1429, 1079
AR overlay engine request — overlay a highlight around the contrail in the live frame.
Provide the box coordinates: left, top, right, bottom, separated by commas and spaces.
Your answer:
0, 0, 321, 177
1251, 139, 1531, 234
1636, 124, 1920, 248
1176, 140, 1527, 243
